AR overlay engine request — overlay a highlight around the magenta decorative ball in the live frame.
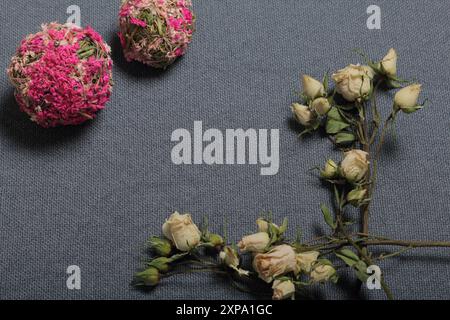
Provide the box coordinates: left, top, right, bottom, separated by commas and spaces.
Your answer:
118, 0, 195, 69
7, 23, 113, 128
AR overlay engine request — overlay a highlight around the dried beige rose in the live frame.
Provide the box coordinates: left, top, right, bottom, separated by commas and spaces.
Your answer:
310, 264, 336, 283
296, 251, 320, 273
272, 280, 295, 300
238, 232, 270, 253
291, 103, 315, 127
162, 212, 201, 252
340, 149, 369, 183
253, 245, 298, 282
332, 64, 374, 101
394, 84, 422, 111
220, 246, 250, 276
302, 75, 325, 100
311, 97, 331, 115
380, 48, 397, 77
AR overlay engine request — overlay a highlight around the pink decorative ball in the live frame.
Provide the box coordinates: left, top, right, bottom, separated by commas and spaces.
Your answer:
118, 0, 195, 68
7, 23, 113, 128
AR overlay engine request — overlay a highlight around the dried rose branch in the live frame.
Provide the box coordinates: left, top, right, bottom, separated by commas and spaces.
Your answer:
292, 48, 434, 299
133, 49, 446, 300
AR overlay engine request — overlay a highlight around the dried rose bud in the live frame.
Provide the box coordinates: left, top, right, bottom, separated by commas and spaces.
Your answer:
272, 280, 296, 300
148, 257, 171, 273
296, 251, 320, 273
238, 232, 270, 253
135, 267, 160, 286
256, 218, 279, 233
320, 159, 338, 179
312, 97, 331, 115
219, 246, 240, 268
205, 233, 224, 247
148, 236, 172, 257
310, 264, 336, 283
380, 48, 397, 77
291, 103, 316, 127
394, 84, 422, 113
347, 188, 368, 207
302, 75, 326, 100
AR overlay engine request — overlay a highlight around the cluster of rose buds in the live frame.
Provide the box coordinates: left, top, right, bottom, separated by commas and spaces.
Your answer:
236, 218, 337, 300
118, 0, 195, 68
292, 48, 423, 140
320, 150, 370, 207
291, 48, 424, 207
135, 212, 337, 300
7, 23, 113, 128
135, 212, 225, 286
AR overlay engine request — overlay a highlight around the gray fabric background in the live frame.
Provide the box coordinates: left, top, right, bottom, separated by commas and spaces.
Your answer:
0, 0, 449, 300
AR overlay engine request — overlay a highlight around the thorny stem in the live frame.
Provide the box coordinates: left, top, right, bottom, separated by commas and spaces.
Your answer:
359, 100, 371, 236
363, 239, 450, 248
359, 81, 383, 236
338, 215, 395, 299
356, 86, 395, 298
299, 237, 450, 252
369, 112, 395, 198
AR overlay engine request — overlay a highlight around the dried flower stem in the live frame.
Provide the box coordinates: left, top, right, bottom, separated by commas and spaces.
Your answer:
299, 237, 450, 252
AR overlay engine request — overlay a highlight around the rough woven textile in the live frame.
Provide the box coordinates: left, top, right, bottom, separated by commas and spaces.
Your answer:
0, 0, 449, 299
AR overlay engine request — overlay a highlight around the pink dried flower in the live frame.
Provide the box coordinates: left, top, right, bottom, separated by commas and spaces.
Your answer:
118, 0, 195, 69
130, 17, 148, 28
118, 32, 126, 48
7, 22, 113, 128
174, 47, 184, 57
181, 7, 193, 22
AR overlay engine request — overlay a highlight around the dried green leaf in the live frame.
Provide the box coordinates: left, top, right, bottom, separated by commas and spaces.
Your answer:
335, 132, 356, 144
339, 249, 360, 262
279, 218, 288, 234
322, 72, 329, 92
326, 119, 350, 134
335, 252, 358, 267
327, 107, 344, 121
320, 204, 336, 229
354, 260, 369, 282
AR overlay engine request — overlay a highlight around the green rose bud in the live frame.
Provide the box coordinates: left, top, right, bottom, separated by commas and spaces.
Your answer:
320, 159, 338, 179
205, 233, 224, 247
135, 267, 160, 287
347, 188, 368, 207
256, 218, 280, 233
148, 236, 172, 257
148, 257, 171, 273
310, 264, 336, 283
